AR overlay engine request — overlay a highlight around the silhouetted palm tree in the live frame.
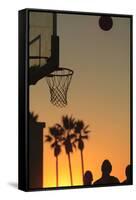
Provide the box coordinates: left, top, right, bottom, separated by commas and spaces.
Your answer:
74, 120, 90, 184
45, 125, 64, 187
60, 115, 76, 186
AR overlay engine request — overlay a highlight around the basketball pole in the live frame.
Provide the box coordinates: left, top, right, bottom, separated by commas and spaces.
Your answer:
51, 13, 59, 68
53, 13, 57, 36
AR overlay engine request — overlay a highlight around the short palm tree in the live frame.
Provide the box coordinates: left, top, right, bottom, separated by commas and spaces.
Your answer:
74, 120, 90, 184
45, 125, 64, 187
60, 115, 76, 186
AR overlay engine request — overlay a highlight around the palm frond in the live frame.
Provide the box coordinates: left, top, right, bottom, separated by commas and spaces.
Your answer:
70, 133, 76, 139
51, 141, 57, 148
83, 125, 90, 131
62, 115, 69, 129
84, 130, 90, 134
55, 123, 62, 129
81, 135, 88, 139
55, 124, 65, 135
62, 115, 75, 130
45, 135, 53, 142
49, 126, 60, 138
69, 115, 75, 129
74, 120, 84, 133
73, 138, 79, 143
72, 142, 76, 149
59, 136, 65, 142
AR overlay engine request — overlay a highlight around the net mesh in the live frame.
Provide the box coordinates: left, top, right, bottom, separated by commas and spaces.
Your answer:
45, 68, 73, 107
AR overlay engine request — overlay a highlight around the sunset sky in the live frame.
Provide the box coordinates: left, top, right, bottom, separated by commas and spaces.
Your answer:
29, 12, 131, 188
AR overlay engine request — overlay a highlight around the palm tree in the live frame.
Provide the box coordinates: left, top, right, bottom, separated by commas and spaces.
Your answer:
60, 115, 76, 186
74, 120, 90, 184
45, 125, 64, 187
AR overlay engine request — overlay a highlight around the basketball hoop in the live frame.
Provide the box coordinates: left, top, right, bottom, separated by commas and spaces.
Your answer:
45, 67, 74, 107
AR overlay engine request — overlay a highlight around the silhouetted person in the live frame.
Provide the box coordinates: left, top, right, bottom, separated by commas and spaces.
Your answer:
83, 170, 93, 185
122, 165, 132, 184
94, 160, 120, 185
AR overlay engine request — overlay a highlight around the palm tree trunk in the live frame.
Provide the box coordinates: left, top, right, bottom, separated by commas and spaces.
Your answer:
68, 153, 73, 186
56, 156, 58, 187
80, 150, 84, 184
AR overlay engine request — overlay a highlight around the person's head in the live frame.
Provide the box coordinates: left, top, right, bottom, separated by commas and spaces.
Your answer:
125, 165, 131, 180
83, 170, 93, 185
101, 160, 112, 176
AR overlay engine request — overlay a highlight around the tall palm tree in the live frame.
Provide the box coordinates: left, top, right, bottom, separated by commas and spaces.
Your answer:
45, 125, 64, 187
74, 120, 90, 184
60, 115, 76, 186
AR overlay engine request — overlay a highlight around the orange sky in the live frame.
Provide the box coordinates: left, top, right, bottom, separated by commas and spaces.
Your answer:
29, 12, 131, 188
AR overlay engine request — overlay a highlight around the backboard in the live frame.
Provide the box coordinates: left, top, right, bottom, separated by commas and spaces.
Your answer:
29, 12, 53, 68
